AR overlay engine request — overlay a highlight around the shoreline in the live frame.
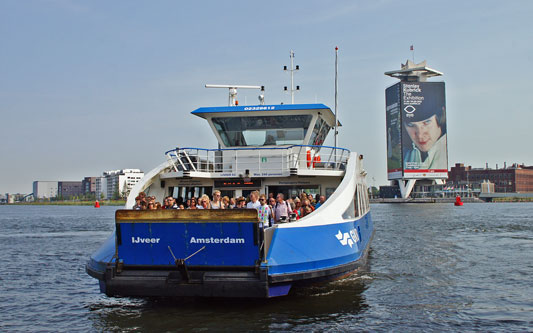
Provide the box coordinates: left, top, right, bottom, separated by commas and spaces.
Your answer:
370, 197, 483, 204
370, 197, 533, 203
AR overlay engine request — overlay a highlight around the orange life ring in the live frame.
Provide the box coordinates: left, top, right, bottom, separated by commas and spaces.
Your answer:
312, 155, 321, 168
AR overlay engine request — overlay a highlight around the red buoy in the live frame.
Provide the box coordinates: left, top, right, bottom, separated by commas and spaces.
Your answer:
454, 196, 463, 206
94, 200, 100, 208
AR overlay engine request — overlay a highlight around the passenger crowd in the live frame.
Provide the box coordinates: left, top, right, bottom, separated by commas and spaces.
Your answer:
132, 190, 327, 227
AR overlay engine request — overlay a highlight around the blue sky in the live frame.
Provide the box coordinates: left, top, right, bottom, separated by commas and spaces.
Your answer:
1, 0, 532, 193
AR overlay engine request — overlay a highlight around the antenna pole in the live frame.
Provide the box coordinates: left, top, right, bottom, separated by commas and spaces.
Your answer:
290, 50, 295, 104
334, 46, 339, 151
283, 50, 299, 104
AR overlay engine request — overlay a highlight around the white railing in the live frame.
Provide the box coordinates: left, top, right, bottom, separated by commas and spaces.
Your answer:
164, 145, 350, 176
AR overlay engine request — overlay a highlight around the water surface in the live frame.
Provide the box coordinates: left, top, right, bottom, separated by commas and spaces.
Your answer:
0, 203, 531, 332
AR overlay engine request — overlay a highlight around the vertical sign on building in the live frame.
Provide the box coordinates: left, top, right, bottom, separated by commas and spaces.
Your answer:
385, 83, 403, 180
400, 82, 448, 179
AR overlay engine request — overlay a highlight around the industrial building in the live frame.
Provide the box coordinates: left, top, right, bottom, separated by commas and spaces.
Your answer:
33, 181, 59, 199
58, 181, 83, 198
448, 163, 533, 193
379, 162, 533, 199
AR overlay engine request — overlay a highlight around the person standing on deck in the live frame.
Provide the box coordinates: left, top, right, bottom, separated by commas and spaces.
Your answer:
274, 193, 291, 223
268, 197, 276, 226
258, 194, 272, 228
246, 190, 261, 210
211, 190, 224, 209
314, 195, 326, 209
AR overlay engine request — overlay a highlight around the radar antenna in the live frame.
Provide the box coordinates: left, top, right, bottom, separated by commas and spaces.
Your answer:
205, 84, 265, 106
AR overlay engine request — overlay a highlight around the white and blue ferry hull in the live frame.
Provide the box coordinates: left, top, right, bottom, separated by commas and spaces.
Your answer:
86, 152, 374, 298
86, 215, 372, 298
264, 213, 373, 296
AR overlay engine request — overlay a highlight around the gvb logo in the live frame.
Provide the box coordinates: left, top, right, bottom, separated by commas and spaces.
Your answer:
335, 229, 360, 248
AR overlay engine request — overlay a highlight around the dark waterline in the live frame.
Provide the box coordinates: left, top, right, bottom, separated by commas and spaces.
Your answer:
0, 204, 532, 332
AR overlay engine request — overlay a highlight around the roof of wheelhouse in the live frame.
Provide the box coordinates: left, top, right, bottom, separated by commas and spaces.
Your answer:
192, 103, 332, 117
190, 103, 340, 148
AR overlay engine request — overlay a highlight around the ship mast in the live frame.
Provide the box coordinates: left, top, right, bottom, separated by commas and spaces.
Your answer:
334, 46, 339, 150
283, 50, 300, 104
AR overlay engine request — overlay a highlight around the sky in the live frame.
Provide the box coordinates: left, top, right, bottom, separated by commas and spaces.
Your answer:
1, 0, 532, 193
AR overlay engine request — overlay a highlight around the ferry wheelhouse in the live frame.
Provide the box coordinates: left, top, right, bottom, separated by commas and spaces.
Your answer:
86, 101, 373, 298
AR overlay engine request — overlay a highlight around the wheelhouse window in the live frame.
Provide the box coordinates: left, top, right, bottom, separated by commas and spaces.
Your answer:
309, 117, 331, 146
212, 115, 313, 146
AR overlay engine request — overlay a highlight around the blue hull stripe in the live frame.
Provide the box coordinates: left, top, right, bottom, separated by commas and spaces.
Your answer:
264, 213, 373, 276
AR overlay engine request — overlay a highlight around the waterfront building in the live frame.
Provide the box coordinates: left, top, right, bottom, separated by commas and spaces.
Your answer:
95, 177, 107, 200
448, 163, 533, 193
32, 170, 143, 200
481, 180, 495, 193
82, 177, 98, 195
33, 181, 59, 199
379, 162, 533, 198
378, 185, 401, 198
102, 169, 144, 199
58, 181, 83, 199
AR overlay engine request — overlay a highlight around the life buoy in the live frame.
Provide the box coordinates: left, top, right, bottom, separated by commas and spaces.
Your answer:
312, 155, 321, 168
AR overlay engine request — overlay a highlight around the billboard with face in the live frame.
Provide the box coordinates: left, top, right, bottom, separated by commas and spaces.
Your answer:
400, 82, 448, 179
385, 83, 403, 180
386, 82, 448, 180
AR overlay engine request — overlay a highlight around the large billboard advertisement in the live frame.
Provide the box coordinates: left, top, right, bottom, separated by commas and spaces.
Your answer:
386, 82, 448, 180
385, 83, 403, 179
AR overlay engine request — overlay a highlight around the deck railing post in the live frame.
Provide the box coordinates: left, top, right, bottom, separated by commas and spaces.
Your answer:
287, 147, 292, 170
298, 146, 303, 169
182, 150, 196, 172
258, 149, 261, 175
283, 149, 286, 173
166, 152, 179, 172
176, 149, 188, 171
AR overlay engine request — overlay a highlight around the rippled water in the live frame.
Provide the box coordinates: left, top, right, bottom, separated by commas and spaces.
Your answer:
0, 204, 532, 332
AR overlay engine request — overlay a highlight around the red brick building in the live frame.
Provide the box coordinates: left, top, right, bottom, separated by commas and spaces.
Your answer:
448, 163, 533, 193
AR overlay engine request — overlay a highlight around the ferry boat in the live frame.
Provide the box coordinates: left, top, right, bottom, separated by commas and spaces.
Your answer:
86, 87, 374, 298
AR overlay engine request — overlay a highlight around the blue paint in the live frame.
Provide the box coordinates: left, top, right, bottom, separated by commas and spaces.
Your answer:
192, 103, 330, 114
268, 284, 292, 297
117, 222, 259, 266
264, 213, 373, 276
87, 213, 373, 295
